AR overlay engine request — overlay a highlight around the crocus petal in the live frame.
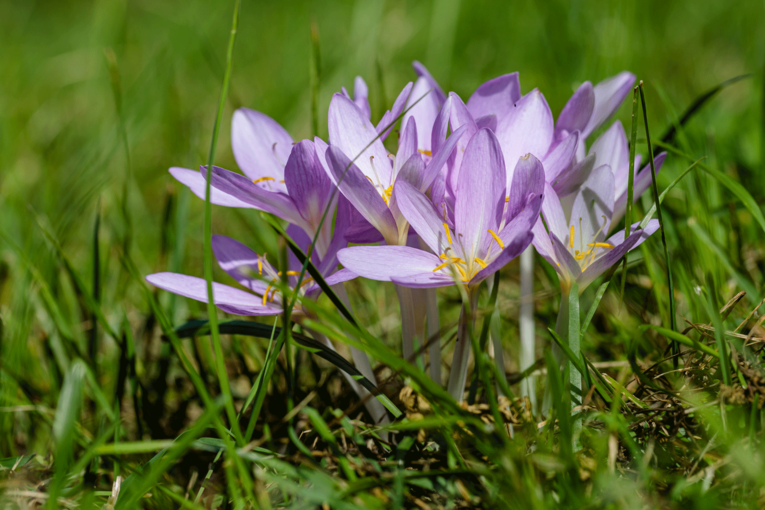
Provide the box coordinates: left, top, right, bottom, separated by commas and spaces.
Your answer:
475, 114, 497, 131
328, 93, 392, 186
612, 153, 667, 225
391, 272, 457, 288
421, 123, 467, 192
170, 167, 255, 209
567, 164, 615, 246
320, 195, 353, 273
231, 108, 292, 190
146, 272, 278, 315
325, 147, 398, 243
590, 121, 629, 195
431, 94, 451, 155
506, 154, 545, 222
466, 73, 521, 122
402, 62, 445, 153
395, 153, 426, 192
211, 235, 270, 294
540, 183, 570, 242
396, 117, 419, 177
550, 232, 582, 280
532, 217, 559, 269
412, 61, 447, 102
495, 89, 554, 188
605, 219, 660, 250
337, 245, 442, 281
446, 92, 479, 193
542, 130, 579, 183
577, 224, 658, 290
583, 71, 636, 138
394, 180, 450, 255
552, 154, 597, 197
455, 128, 506, 261
376, 82, 414, 141
201, 165, 305, 227
472, 232, 533, 285
555, 81, 594, 139
284, 140, 333, 226
353, 76, 371, 119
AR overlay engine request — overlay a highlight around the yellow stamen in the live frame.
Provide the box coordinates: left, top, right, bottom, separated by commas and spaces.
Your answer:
433, 260, 452, 272
474, 257, 487, 269
365, 175, 374, 184
257, 259, 263, 276
455, 264, 468, 280
443, 223, 453, 244
487, 229, 504, 250
505, 196, 510, 203
586, 242, 615, 249
262, 284, 273, 306
253, 176, 275, 184
439, 253, 448, 260
418, 149, 432, 157
569, 225, 575, 248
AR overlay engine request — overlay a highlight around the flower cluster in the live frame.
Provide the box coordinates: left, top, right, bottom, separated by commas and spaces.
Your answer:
147, 62, 665, 403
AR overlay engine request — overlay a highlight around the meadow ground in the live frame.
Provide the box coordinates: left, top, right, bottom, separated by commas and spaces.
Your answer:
1, 0, 765, 508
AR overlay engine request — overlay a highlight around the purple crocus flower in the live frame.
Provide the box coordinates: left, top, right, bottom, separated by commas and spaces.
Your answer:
533, 165, 659, 296
337, 128, 541, 289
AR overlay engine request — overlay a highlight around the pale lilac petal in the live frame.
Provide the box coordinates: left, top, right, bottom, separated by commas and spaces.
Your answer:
552, 154, 597, 197
146, 272, 278, 315
466, 73, 521, 122
506, 154, 545, 222
550, 232, 582, 280
170, 167, 255, 209
577, 224, 656, 290
201, 166, 305, 227
394, 180, 450, 255
402, 65, 445, 153
412, 61, 447, 102
396, 117, 419, 176
431, 95, 451, 155
325, 147, 398, 243
542, 130, 579, 183
473, 232, 533, 284
605, 219, 660, 250
284, 140, 332, 226
328, 93, 392, 185
532, 217, 558, 269
612, 153, 666, 225
321, 195, 353, 273
568, 164, 615, 246
499, 195, 543, 247
541, 183, 569, 241
421, 124, 467, 192
555, 81, 594, 139
395, 153, 426, 191
446, 92, 479, 193
475, 114, 497, 131
376, 82, 414, 141
455, 128, 506, 261
584, 72, 636, 138
344, 219, 385, 244
212, 235, 270, 294
591, 121, 629, 196
231, 108, 292, 191
391, 272, 456, 288
495, 89, 554, 188
353, 76, 371, 119
337, 246, 442, 281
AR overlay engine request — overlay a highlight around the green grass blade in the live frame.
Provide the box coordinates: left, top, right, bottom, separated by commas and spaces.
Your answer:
620, 85, 640, 299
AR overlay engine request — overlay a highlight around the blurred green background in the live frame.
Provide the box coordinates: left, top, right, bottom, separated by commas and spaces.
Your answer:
1, 0, 764, 424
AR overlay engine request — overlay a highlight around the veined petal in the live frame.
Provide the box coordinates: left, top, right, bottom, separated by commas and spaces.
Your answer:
466, 72, 521, 122
531, 217, 559, 269
506, 154, 545, 222
455, 128, 506, 261
552, 154, 597, 197
353, 76, 371, 119
325, 146, 398, 244
337, 245, 442, 281
551, 232, 582, 281
211, 235, 270, 294
170, 167, 255, 209
431, 94, 451, 156
422, 123, 467, 193
495, 89, 554, 188
231, 108, 292, 190
394, 180, 450, 255
555, 81, 594, 139
284, 140, 333, 227
446, 92, 479, 193
568, 164, 615, 247
328, 93, 392, 185
540, 183, 570, 242
403, 63, 445, 153
146, 272, 279, 315
605, 219, 660, 250
391, 272, 456, 288
472, 232, 533, 285
584, 71, 636, 138
577, 223, 657, 291
591, 121, 629, 195
376, 82, 413, 141
612, 153, 666, 226
542, 130, 579, 183
201, 165, 305, 227
396, 117, 419, 177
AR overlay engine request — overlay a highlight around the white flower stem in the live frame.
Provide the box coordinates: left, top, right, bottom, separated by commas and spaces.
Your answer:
447, 289, 479, 402
425, 287, 441, 383
395, 284, 425, 368
519, 247, 537, 410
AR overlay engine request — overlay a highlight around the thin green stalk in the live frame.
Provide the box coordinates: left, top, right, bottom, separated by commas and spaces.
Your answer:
447, 289, 479, 401
619, 85, 640, 300
639, 82, 677, 354
202, 0, 243, 445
